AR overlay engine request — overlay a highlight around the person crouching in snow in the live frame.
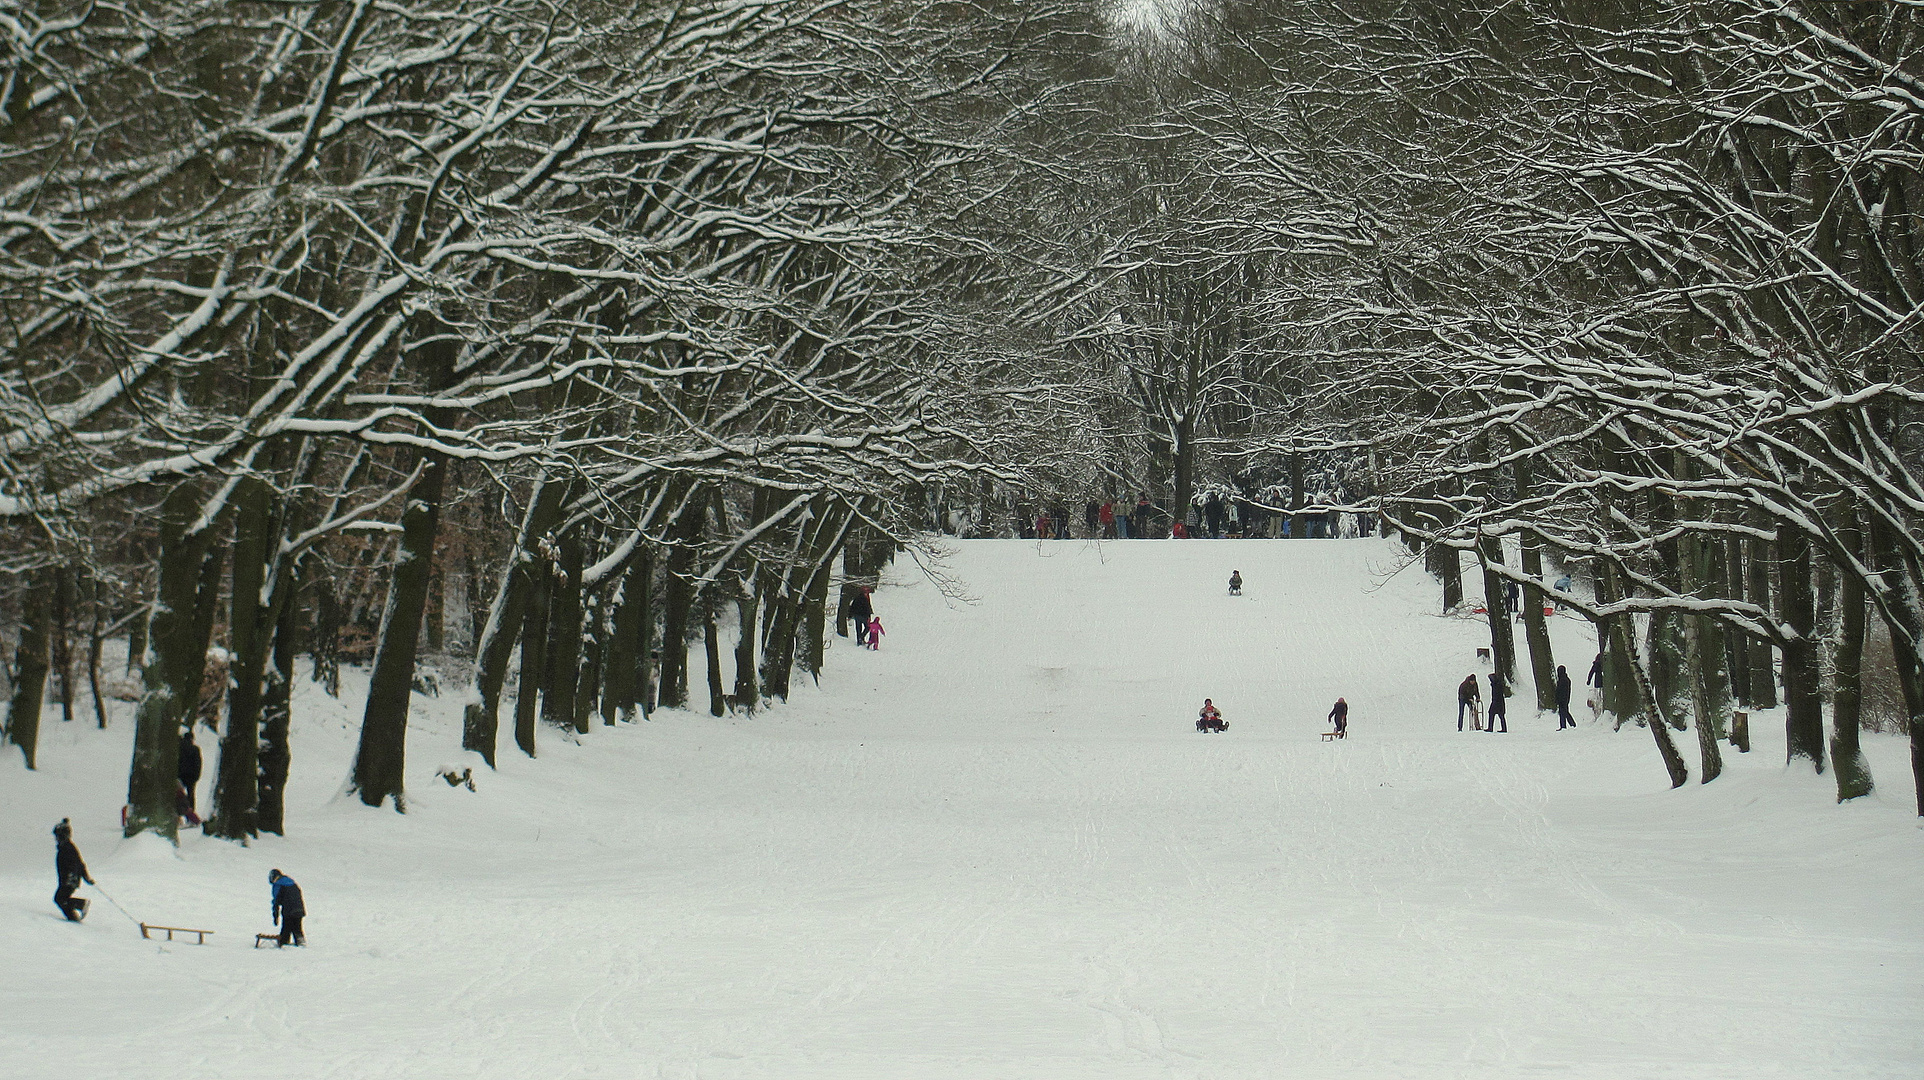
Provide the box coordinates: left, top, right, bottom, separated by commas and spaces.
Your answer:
1327, 697, 1348, 738
865, 615, 884, 650
270, 868, 306, 947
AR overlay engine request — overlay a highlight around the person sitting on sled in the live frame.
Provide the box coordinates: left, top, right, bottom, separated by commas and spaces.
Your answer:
1197, 698, 1225, 732
1228, 570, 1243, 596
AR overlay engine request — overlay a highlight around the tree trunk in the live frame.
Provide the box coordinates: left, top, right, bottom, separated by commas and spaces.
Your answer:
126, 484, 222, 839
5, 566, 52, 769
51, 565, 73, 723
350, 452, 447, 810
1517, 546, 1556, 710
464, 477, 567, 765
1830, 547, 1873, 801
1777, 526, 1825, 771
514, 549, 552, 759
800, 553, 830, 682
207, 478, 274, 840
542, 532, 584, 733
1595, 562, 1644, 726
1723, 534, 1751, 705
256, 580, 297, 835
1476, 534, 1517, 684
733, 575, 760, 711
704, 608, 725, 717
1427, 542, 1463, 610
658, 498, 705, 709
1683, 532, 1727, 784
1630, 644, 1691, 788
604, 551, 651, 721
1747, 512, 1779, 708
1289, 453, 1307, 538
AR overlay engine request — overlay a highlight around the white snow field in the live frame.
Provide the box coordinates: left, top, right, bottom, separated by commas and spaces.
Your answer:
4, 537, 1920, 1079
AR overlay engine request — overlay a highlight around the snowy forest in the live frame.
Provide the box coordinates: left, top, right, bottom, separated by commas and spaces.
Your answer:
2, 0, 1921, 840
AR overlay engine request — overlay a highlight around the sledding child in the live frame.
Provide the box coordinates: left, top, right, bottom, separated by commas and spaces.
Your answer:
53, 818, 93, 921
1196, 698, 1225, 732
1228, 570, 1243, 595
866, 615, 884, 650
1327, 697, 1348, 738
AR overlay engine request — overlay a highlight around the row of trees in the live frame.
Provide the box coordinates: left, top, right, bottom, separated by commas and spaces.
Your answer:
0, 0, 1120, 837
1085, 0, 1922, 807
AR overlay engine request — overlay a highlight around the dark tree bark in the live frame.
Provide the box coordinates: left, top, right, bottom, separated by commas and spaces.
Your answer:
733, 574, 760, 711
1476, 534, 1517, 685
126, 484, 223, 839
657, 497, 706, 709
1747, 512, 1779, 709
1723, 534, 1752, 705
256, 578, 298, 835
1594, 562, 1644, 726
602, 551, 651, 721
800, 553, 830, 682
350, 451, 447, 810
541, 532, 583, 733
1830, 526, 1873, 801
514, 545, 553, 759
1684, 532, 1727, 784
207, 477, 275, 840
574, 585, 603, 732
704, 606, 726, 716
464, 477, 567, 764
5, 566, 53, 769
1777, 526, 1826, 772
51, 565, 74, 723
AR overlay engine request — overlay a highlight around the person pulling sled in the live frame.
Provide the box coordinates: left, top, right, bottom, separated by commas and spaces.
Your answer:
270, 869, 306, 947
1327, 698, 1349, 739
1228, 570, 1243, 596
1196, 698, 1227, 733
53, 819, 93, 921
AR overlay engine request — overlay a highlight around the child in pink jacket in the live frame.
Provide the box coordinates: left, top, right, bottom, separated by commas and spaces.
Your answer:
866, 615, 884, 650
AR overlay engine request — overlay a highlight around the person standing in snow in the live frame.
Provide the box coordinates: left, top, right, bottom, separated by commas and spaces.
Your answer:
849, 586, 873, 647
1457, 674, 1482, 731
1132, 493, 1152, 538
53, 818, 93, 921
1098, 499, 1116, 539
178, 728, 203, 815
1327, 698, 1348, 738
1555, 665, 1576, 729
270, 868, 306, 947
1486, 672, 1508, 733
1586, 652, 1603, 688
1084, 500, 1100, 538
1228, 570, 1243, 596
865, 615, 884, 650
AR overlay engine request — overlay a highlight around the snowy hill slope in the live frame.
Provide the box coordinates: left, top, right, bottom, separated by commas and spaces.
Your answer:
3, 537, 1919, 1079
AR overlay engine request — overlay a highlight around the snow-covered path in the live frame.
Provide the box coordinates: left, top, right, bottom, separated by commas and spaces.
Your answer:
4, 538, 1919, 1078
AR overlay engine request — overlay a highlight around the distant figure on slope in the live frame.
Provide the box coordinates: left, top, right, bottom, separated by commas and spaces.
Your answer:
1197, 698, 1226, 733
1457, 674, 1482, 732
866, 616, 885, 650
53, 818, 92, 921
1085, 500, 1101, 538
1556, 665, 1576, 729
1228, 570, 1243, 596
1327, 698, 1348, 738
849, 586, 873, 646
1486, 671, 1508, 733
270, 869, 305, 947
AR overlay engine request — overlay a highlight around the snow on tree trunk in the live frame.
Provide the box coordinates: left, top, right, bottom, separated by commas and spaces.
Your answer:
5, 565, 52, 769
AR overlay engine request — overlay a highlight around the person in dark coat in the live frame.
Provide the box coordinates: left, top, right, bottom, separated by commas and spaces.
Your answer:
1457, 674, 1482, 731
1486, 672, 1508, 733
1586, 653, 1604, 687
849, 586, 873, 646
53, 818, 93, 921
1132, 493, 1152, 538
1084, 501, 1100, 538
1327, 698, 1348, 738
1228, 570, 1243, 596
270, 868, 306, 946
1556, 665, 1576, 729
1204, 493, 1226, 538
178, 729, 203, 813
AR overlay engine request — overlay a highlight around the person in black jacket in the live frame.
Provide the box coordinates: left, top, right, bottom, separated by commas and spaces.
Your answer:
1486, 672, 1508, 733
1556, 665, 1576, 729
1327, 697, 1348, 738
270, 869, 306, 947
53, 819, 93, 921
178, 729, 203, 814
849, 586, 873, 646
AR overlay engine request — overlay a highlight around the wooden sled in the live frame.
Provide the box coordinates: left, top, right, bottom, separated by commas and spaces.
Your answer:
255, 933, 282, 948
141, 923, 213, 945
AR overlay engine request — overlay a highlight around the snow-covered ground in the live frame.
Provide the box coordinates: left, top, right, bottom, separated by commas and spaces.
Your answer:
3, 538, 1919, 1079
